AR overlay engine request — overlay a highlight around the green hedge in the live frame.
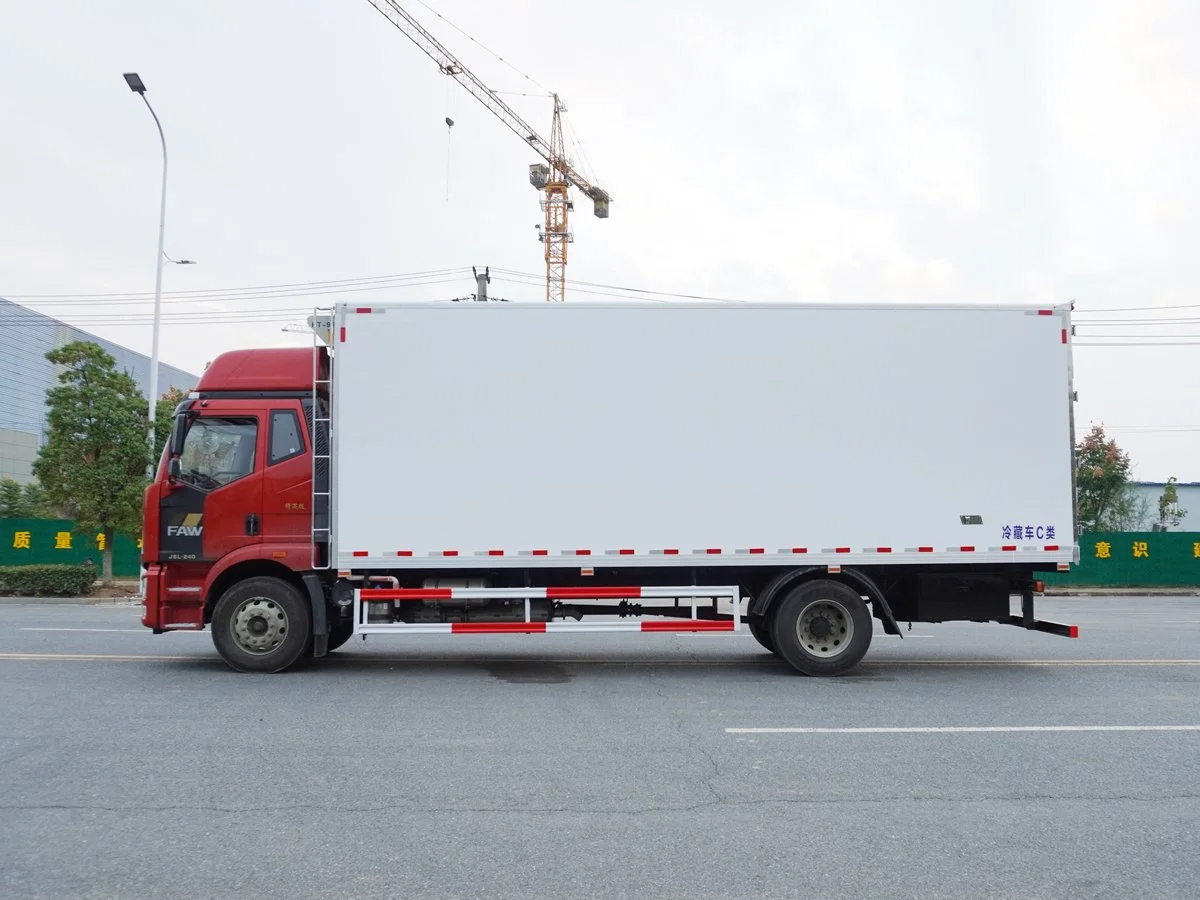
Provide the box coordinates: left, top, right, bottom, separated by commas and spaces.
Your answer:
0, 564, 95, 597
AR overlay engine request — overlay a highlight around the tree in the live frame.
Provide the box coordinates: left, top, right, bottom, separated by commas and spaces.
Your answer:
1157, 476, 1189, 530
1075, 424, 1146, 531
0, 479, 56, 518
154, 385, 190, 463
0, 479, 22, 518
32, 342, 151, 583
20, 482, 55, 518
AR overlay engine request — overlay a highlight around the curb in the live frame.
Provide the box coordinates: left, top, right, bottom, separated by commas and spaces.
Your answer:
1043, 588, 1200, 597
0, 596, 142, 606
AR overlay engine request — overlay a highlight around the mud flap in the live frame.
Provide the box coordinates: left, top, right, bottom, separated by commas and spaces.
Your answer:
304, 574, 329, 657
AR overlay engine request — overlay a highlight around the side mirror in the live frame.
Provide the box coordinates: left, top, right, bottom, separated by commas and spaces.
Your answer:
170, 412, 189, 457
168, 458, 182, 481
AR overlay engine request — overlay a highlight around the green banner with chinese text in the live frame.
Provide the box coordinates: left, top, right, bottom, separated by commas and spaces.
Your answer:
0, 518, 142, 577
1042, 532, 1200, 586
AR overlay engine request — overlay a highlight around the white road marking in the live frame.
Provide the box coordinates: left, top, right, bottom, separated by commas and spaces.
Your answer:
20, 627, 204, 634
726, 725, 1200, 735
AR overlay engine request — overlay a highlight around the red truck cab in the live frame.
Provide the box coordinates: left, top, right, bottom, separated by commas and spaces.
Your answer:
141, 347, 327, 640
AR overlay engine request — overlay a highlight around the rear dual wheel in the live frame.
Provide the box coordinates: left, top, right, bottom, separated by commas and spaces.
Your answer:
769, 579, 873, 676
748, 618, 778, 655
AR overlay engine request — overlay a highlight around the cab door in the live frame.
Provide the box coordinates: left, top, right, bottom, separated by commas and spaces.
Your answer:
160, 404, 264, 562
260, 403, 312, 544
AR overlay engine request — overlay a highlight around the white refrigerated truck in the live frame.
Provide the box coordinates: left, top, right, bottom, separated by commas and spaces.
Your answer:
142, 300, 1079, 674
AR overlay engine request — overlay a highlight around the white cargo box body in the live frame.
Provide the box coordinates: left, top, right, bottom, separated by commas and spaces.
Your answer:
330, 301, 1075, 570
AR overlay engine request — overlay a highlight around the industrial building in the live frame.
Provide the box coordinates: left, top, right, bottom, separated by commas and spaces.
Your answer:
0, 297, 196, 485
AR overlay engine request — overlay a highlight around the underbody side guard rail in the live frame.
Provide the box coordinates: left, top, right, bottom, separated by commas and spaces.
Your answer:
995, 615, 1079, 638
353, 584, 742, 636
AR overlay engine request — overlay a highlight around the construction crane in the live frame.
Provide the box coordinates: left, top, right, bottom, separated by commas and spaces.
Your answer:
364, 0, 610, 302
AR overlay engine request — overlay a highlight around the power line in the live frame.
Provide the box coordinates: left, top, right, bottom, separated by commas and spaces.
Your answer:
1074, 303, 1200, 313
1070, 343, 1200, 348
1073, 318, 1200, 326
1, 268, 469, 302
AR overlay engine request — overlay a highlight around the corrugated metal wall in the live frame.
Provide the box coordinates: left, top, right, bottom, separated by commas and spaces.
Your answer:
0, 297, 196, 484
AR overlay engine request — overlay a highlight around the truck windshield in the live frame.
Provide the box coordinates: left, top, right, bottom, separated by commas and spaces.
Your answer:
177, 418, 258, 490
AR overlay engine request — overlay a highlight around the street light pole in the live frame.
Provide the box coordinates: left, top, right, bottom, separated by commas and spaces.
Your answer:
123, 72, 168, 462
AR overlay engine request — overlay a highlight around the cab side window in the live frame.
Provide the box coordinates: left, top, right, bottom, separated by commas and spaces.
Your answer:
269, 410, 304, 465
178, 418, 258, 490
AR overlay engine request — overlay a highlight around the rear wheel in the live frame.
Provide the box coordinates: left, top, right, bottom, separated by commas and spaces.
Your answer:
211, 577, 311, 673
770, 579, 872, 676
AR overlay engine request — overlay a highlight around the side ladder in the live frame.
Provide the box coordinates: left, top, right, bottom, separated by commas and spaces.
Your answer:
311, 309, 333, 569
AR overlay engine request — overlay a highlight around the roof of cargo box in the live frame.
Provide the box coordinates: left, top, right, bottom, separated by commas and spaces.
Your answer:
336, 300, 1073, 313
193, 347, 321, 393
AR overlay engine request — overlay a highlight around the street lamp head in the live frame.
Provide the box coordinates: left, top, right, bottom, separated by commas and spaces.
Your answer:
123, 72, 147, 94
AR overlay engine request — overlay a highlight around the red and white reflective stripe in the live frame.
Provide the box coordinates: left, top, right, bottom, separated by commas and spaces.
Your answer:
360, 585, 724, 602
358, 621, 736, 635
344, 544, 1072, 561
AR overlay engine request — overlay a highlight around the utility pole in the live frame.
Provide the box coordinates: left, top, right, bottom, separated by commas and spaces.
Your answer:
473, 265, 490, 302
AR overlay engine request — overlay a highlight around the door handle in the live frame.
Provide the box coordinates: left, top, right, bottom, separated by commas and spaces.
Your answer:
245, 514, 260, 536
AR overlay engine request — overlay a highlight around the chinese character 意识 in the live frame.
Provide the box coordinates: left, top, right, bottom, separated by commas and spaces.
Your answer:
12, 531, 31, 550
95, 533, 106, 551
55, 531, 72, 550
1133, 541, 1149, 559
1096, 541, 1112, 559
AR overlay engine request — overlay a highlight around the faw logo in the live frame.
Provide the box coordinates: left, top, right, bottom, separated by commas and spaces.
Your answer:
167, 513, 204, 538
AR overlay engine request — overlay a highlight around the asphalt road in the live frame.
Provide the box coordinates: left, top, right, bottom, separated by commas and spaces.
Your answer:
1, 596, 1198, 899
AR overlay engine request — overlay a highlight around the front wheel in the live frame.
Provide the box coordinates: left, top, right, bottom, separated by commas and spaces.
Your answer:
770, 579, 872, 676
211, 577, 311, 673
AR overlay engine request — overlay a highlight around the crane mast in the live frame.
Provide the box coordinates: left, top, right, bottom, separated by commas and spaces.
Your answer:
363, 0, 610, 301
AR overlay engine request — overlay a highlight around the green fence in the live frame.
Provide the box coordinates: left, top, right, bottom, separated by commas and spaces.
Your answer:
1043, 532, 1200, 587
0, 518, 142, 577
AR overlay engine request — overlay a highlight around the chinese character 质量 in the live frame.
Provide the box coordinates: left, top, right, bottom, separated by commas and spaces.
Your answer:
1133, 541, 1149, 558
12, 531, 31, 550
1095, 541, 1112, 559
55, 531, 72, 550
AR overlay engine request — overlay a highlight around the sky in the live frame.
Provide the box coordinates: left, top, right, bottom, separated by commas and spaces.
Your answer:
1, 0, 1197, 480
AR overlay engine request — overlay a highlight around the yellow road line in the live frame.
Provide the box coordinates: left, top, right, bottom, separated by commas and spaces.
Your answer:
0, 652, 200, 662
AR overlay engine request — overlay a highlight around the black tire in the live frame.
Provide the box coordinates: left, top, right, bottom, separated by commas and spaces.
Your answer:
747, 618, 778, 655
769, 579, 872, 676
211, 576, 311, 673
325, 620, 355, 653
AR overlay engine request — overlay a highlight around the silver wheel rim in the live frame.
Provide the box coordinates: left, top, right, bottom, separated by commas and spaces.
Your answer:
795, 598, 853, 658
230, 597, 288, 655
